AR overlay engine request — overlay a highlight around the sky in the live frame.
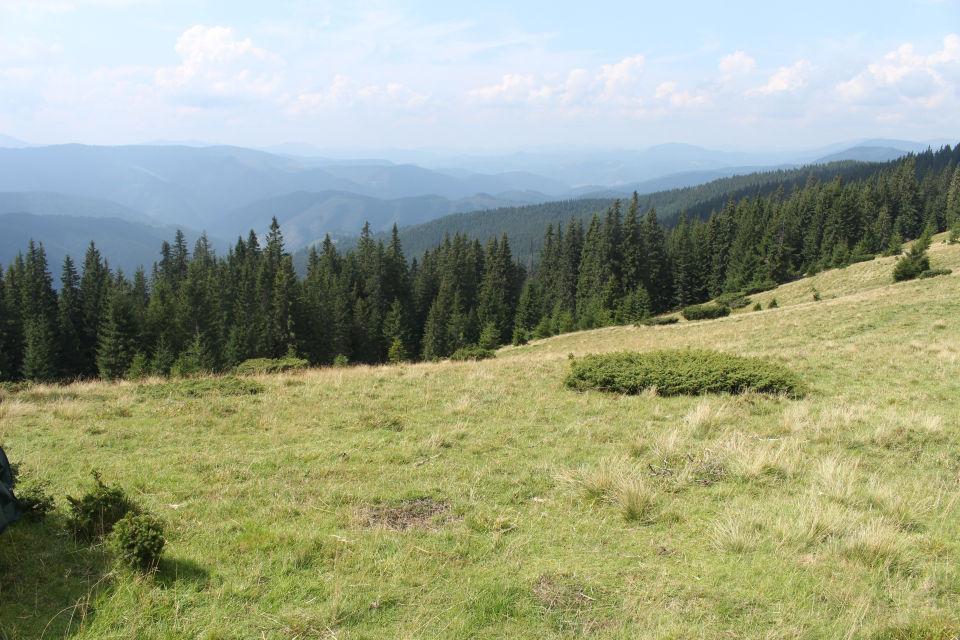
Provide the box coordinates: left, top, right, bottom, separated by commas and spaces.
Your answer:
0, 0, 957, 152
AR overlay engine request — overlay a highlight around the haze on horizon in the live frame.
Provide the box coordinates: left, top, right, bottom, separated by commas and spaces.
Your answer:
0, 0, 958, 153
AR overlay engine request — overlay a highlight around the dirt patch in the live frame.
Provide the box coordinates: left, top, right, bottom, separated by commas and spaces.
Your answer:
357, 498, 452, 530
533, 574, 610, 634
533, 574, 595, 612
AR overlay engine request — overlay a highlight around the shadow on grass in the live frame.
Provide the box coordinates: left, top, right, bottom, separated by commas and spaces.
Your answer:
0, 515, 111, 639
155, 556, 209, 589
0, 517, 209, 638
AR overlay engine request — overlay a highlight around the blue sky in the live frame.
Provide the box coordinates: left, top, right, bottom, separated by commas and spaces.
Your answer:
0, 0, 957, 151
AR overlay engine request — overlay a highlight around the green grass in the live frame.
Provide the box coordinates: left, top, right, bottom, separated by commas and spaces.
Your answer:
2, 238, 960, 638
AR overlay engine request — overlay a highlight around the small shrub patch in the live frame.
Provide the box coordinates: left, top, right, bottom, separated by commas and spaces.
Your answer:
681, 303, 731, 321
235, 356, 309, 375
110, 512, 166, 570
743, 281, 777, 295
138, 376, 264, 400
450, 345, 495, 361
715, 292, 751, 309
638, 316, 679, 326
565, 349, 804, 397
67, 471, 139, 541
919, 268, 952, 279
14, 477, 55, 521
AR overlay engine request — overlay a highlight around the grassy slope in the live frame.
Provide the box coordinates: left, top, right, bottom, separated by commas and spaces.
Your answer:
2, 239, 960, 639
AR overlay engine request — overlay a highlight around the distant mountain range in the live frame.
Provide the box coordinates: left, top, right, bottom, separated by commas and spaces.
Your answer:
0, 135, 951, 275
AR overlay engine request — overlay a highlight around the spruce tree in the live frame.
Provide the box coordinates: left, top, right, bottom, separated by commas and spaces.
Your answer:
21, 241, 59, 381
57, 255, 85, 378
96, 276, 139, 379
80, 242, 111, 376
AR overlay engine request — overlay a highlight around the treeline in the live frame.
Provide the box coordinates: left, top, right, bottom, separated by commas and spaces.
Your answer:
379, 159, 911, 265
514, 147, 960, 339
1, 145, 958, 382
0, 220, 523, 381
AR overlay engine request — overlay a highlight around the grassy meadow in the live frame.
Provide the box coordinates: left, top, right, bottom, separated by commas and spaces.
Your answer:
2, 236, 960, 639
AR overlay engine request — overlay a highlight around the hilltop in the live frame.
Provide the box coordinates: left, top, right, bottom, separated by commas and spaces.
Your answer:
2, 234, 958, 638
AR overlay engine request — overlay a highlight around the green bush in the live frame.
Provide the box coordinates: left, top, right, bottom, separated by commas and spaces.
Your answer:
638, 316, 679, 326
768, 298, 779, 309
110, 512, 166, 571
138, 376, 264, 400
333, 354, 349, 367
752, 302, 762, 311
387, 338, 409, 363
743, 281, 777, 295
949, 222, 960, 244
125, 352, 150, 380
67, 471, 139, 541
478, 322, 501, 350
715, 292, 751, 309
848, 253, 875, 265
681, 303, 731, 321
893, 230, 933, 282
450, 345, 495, 361
235, 356, 309, 375
893, 255, 931, 282
565, 349, 804, 397
919, 268, 952, 279
14, 477, 55, 522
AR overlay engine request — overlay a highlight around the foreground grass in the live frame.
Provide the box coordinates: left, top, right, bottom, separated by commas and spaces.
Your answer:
2, 242, 960, 639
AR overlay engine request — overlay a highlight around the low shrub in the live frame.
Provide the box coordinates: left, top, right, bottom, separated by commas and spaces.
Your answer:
919, 268, 952, 279
752, 303, 762, 311
743, 281, 777, 295
333, 354, 350, 367
110, 512, 166, 571
715, 292, 751, 309
893, 255, 931, 282
235, 356, 309, 375
125, 352, 151, 380
893, 230, 933, 282
768, 298, 779, 309
67, 471, 139, 541
450, 345, 495, 361
638, 316, 678, 326
14, 477, 55, 521
565, 349, 804, 397
681, 303, 731, 321
848, 253, 875, 265
138, 376, 264, 400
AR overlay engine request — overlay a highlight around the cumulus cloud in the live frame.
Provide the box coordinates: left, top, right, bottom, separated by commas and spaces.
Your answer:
290, 75, 427, 114
836, 33, 959, 107
654, 81, 710, 107
468, 54, 646, 109
597, 54, 645, 100
719, 51, 756, 76
155, 25, 283, 105
748, 59, 812, 96
468, 73, 540, 103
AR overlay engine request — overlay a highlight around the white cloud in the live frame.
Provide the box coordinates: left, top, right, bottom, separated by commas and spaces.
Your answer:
654, 81, 710, 107
155, 25, 283, 105
748, 59, 812, 96
836, 33, 959, 107
597, 54, 645, 100
291, 75, 427, 114
468, 73, 539, 103
468, 54, 646, 109
719, 51, 756, 75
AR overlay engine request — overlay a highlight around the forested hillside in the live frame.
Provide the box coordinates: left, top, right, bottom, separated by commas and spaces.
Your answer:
1, 145, 958, 382
382, 160, 896, 262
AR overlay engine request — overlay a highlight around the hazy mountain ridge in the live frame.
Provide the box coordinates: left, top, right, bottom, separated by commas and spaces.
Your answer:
0, 212, 218, 278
